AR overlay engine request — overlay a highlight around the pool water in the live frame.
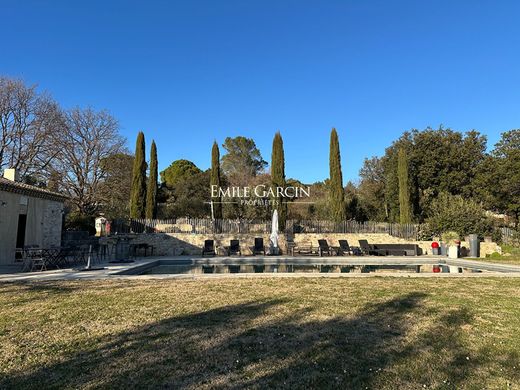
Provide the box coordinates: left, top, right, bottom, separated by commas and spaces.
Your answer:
141, 264, 485, 275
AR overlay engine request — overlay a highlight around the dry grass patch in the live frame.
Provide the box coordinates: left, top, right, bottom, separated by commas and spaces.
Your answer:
0, 278, 519, 389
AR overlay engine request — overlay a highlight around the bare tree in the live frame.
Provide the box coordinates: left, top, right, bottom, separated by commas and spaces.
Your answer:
55, 107, 126, 215
0, 77, 64, 181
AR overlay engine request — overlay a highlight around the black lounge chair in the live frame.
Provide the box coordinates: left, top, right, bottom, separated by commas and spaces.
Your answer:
370, 243, 420, 256
252, 237, 265, 255
338, 239, 353, 256
227, 240, 242, 256
202, 240, 216, 256
358, 240, 386, 256
318, 239, 338, 256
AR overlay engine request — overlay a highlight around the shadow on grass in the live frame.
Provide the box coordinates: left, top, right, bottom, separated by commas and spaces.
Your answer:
1, 292, 518, 389
0, 281, 82, 296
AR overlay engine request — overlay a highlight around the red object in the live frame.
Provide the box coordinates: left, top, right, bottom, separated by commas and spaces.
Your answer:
433, 265, 441, 273
431, 242, 439, 248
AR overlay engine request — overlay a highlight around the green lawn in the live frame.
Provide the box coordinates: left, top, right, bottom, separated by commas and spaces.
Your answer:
1, 278, 519, 389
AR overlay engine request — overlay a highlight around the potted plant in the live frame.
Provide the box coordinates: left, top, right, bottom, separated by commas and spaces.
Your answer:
441, 231, 460, 259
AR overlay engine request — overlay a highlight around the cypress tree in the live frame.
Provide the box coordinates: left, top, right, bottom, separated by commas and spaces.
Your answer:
130, 131, 147, 218
271, 131, 287, 229
329, 128, 346, 222
398, 147, 412, 224
145, 140, 158, 219
210, 141, 223, 219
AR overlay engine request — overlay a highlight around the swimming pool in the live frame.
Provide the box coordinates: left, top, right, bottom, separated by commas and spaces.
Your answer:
114, 257, 511, 276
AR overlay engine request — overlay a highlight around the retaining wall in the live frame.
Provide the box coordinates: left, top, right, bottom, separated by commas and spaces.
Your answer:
104, 232, 500, 258
114, 233, 287, 256
291, 233, 500, 257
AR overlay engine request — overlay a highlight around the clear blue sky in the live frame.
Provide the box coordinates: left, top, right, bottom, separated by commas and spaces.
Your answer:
2, 0, 519, 183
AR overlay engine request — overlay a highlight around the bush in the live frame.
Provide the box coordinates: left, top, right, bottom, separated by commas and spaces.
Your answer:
417, 223, 434, 241
426, 192, 495, 238
441, 231, 460, 245
65, 213, 95, 235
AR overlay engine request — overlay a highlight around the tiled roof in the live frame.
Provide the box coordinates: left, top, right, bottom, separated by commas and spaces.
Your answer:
0, 177, 68, 202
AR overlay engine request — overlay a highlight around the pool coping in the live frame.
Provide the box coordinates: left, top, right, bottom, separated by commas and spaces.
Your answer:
1, 255, 520, 281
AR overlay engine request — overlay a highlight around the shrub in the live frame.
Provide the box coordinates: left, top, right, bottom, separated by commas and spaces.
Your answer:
426, 192, 495, 238
65, 213, 95, 235
417, 223, 434, 241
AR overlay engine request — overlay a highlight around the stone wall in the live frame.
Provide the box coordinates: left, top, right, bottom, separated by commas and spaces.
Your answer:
123, 233, 287, 256
105, 232, 500, 258
291, 233, 500, 258
42, 200, 64, 248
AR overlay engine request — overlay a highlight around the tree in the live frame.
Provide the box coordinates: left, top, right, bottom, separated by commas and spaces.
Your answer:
210, 141, 223, 219
221, 136, 267, 185
271, 131, 287, 229
145, 141, 158, 219
130, 131, 147, 218
221, 173, 272, 220
374, 127, 487, 222
345, 181, 367, 221
493, 130, 520, 225
98, 153, 134, 218
0, 77, 64, 182
478, 130, 520, 226
55, 107, 125, 216
398, 148, 412, 223
329, 128, 346, 222
160, 159, 201, 188
358, 157, 387, 221
160, 170, 211, 218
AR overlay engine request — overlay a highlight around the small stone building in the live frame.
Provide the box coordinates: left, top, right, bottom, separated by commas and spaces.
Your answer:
0, 169, 67, 265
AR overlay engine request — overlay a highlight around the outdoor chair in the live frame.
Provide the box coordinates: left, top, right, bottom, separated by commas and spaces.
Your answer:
202, 240, 216, 257
16, 248, 31, 272
15, 247, 24, 262
317, 239, 338, 257
252, 237, 266, 255
226, 240, 242, 256
358, 239, 386, 256
27, 249, 47, 272
290, 241, 318, 256
338, 239, 353, 256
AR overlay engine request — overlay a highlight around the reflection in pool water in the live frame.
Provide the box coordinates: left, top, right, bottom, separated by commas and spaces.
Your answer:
141, 264, 484, 275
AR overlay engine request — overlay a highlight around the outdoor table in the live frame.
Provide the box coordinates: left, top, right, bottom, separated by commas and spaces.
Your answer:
71, 245, 94, 266
43, 247, 69, 268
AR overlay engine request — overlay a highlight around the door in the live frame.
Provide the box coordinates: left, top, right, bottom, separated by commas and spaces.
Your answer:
16, 214, 27, 249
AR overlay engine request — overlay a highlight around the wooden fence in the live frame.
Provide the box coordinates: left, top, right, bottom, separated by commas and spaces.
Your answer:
111, 218, 420, 240
288, 220, 420, 240
501, 227, 519, 245
111, 218, 271, 235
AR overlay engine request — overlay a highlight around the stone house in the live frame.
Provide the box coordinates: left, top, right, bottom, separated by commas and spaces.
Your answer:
0, 169, 67, 265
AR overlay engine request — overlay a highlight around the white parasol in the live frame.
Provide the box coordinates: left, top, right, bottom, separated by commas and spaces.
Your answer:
269, 209, 279, 255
